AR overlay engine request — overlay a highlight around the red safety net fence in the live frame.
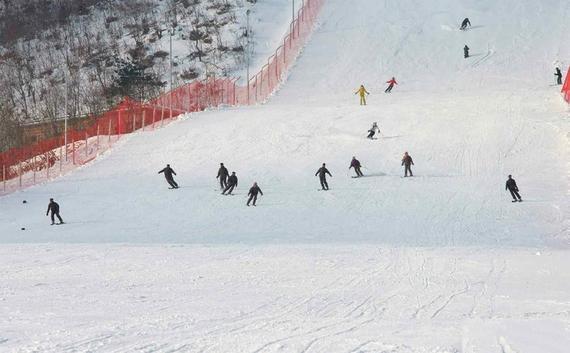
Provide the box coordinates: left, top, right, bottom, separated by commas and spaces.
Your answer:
562, 66, 570, 103
0, 0, 324, 193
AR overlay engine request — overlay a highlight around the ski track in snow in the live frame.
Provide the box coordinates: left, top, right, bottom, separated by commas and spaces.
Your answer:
1, 0, 570, 351
1, 246, 570, 352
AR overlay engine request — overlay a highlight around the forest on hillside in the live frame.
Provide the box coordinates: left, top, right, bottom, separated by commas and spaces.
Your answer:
0, 0, 257, 151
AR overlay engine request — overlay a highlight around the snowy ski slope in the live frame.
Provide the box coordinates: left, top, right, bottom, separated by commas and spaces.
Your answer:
1, 0, 567, 246
1, 0, 569, 352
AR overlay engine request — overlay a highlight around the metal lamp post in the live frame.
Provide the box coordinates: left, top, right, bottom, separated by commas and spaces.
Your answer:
292, 0, 295, 23
64, 74, 68, 161
246, 9, 251, 104
169, 27, 174, 118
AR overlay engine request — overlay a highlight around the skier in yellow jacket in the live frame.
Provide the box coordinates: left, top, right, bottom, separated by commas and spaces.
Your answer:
355, 85, 370, 105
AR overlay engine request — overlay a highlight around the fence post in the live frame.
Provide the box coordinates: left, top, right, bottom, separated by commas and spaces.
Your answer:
46, 152, 49, 180
132, 110, 136, 132
187, 84, 191, 111
275, 51, 279, 81
267, 58, 272, 89
72, 139, 75, 165
118, 110, 122, 136
33, 155, 36, 184
283, 38, 287, 63
97, 124, 100, 153
247, 78, 250, 105
260, 69, 264, 99
85, 132, 88, 158
152, 107, 156, 128
108, 119, 112, 143
142, 109, 146, 131
18, 161, 22, 187
59, 145, 63, 172
3, 165, 5, 193
255, 74, 259, 104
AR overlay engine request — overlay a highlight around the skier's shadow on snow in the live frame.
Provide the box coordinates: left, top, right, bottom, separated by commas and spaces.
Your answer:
419, 174, 457, 178
360, 172, 388, 178
467, 25, 484, 30
381, 135, 403, 140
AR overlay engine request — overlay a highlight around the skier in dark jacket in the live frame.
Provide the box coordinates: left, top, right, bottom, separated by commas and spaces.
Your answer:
505, 175, 522, 202
555, 67, 563, 85
217, 163, 229, 189
247, 182, 263, 206
46, 198, 64, 225
464, 45, 470, 58
158, 164, 179, 189
349, 157, 364, 177
401, 152, 414, 177
460, 18, 471, 30
222, 172, 238, 195
315, 163, 332, 190
367, 122, 380, 139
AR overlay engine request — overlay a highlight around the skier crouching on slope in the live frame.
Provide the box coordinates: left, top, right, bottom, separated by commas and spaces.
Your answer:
554, 67, 563, 85
367, 122, 380, 139
460, 18, 471, 30
384, 77, 398, 93
401, 152, 414, 177
158, 164, 179, 189
464, 45, 470, 59
222, 172, 238, 195
505, 175, 522, 202
355, 85, 370, 105
247, 182, 263, 206
46, 198, 64, 225
217, 163, 229, 189
315, 163, 332, 190
349, 156, 364, 177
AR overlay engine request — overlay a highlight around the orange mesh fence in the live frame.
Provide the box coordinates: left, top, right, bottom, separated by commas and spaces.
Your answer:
235, 0, 323, 104
562, 66, 570, 103
0, 0, 324, 192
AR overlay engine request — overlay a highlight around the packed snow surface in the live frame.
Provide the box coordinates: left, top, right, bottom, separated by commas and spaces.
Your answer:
1, 0, 569, 351
1, 246, 569, 352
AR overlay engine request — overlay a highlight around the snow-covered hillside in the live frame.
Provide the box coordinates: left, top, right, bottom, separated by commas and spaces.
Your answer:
0, 0, 293, 130
0, 0, 569, 351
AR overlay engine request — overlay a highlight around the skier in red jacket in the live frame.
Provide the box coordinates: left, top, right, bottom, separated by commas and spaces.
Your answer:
385, 77, 397, 93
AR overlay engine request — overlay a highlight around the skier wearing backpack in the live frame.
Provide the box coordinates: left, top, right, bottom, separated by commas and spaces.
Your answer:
315, 163, 332, 190
247, 182, 263, 206
401, 152, 414, 177
349, 157, 364, 177
46, 198, 64, 225
158, 164, 179, 189
367, 122, 380, 139
505, 175, 522, 202
222, 172, 238, 195
460, 18, 471, 30
217, 163, 229, 189
555, 67, 563, 85
464, 45, 470, 58
384, 77, 398, 93
355, 85, 370, 105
